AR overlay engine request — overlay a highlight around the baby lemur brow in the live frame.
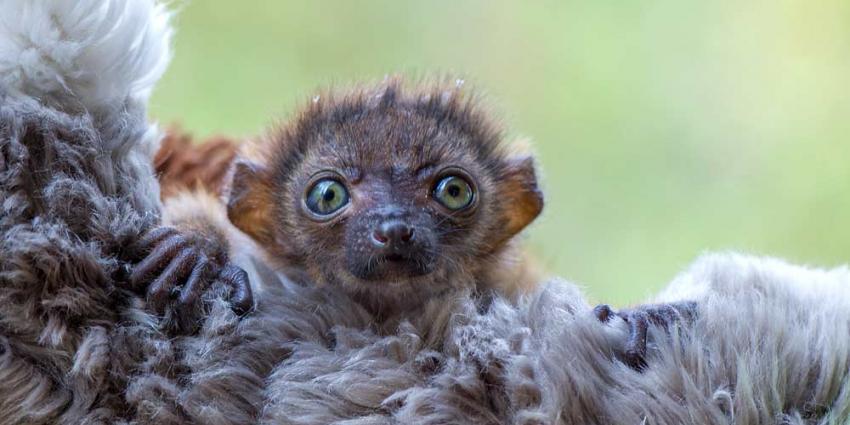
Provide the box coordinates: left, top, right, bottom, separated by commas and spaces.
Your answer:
312, 167, 361, 182
268, 81, 509, 183
343, 167, 363, 182
415, 163, 439, 180
390, 165, 421, 181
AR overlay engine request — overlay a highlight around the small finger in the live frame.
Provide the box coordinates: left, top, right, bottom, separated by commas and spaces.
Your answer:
138, 226, 179, 251
593, 304, 615, 323
623, 311, 649, 371
147, 248, 198, 314
673, 301, 698, 322
645, 304, 679, 329
129, 234, 188, 292
175, 258, 214, 330
219, 264, 253, 316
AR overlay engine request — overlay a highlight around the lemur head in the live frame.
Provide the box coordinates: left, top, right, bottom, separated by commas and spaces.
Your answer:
227, 78, 543, 310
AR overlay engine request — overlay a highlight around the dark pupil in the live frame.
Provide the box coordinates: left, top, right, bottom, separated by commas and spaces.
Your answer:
447, 184, 461, 197
322, 187, 336, 202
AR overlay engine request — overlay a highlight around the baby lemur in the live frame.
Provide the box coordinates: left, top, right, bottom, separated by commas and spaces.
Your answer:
225, 79, 544, 314
138, 78, 695, 368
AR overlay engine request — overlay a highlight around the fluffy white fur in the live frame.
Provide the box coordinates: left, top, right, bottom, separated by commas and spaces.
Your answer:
1, 1, 849, 424
0, 0, 171, 114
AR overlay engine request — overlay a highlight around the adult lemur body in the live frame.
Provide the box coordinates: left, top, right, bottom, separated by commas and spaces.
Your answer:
8, 2, 848, 421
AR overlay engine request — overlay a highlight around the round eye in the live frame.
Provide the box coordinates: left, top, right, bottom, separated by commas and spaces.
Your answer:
433, 175, 474, 210
306, 178, 350, 215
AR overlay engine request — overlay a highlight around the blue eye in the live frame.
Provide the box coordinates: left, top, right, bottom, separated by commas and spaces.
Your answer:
306, 178, 350, 215
433, 175, 474, 210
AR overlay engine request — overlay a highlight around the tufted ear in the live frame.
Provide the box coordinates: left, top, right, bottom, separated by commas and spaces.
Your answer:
226, 159, 277, 247
494, 156, 544, 246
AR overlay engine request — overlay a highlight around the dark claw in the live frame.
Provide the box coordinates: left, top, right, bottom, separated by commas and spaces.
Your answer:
219, 264, 253, 316
594, 301, 697, 371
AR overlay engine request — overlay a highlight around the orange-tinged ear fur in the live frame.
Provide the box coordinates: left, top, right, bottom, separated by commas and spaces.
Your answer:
496, 156, 543, 246
226, 160, 277, 247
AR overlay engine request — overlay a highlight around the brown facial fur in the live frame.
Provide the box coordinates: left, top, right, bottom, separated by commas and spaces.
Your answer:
227, 78, 543, 313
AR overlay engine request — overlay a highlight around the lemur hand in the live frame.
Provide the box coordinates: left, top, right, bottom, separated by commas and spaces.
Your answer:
593, 301, 697, 371
128, 226, 253, 333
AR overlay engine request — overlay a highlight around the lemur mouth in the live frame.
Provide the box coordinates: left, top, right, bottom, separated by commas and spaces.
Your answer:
351, 253, 434, 281
384, 253, 406, 262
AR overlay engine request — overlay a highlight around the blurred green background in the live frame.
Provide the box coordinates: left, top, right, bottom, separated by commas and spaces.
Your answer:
150, 1, 850, 306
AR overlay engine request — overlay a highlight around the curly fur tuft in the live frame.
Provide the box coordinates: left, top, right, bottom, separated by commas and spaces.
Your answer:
2, 1, 850, 424
0, 1, 182, 423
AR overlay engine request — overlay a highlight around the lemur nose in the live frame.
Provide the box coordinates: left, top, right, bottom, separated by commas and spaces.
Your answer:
372, 220, 414, 248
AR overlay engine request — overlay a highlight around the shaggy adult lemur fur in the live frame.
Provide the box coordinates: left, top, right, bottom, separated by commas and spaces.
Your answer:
154, 78, 695, 367
6, 2, 850, 422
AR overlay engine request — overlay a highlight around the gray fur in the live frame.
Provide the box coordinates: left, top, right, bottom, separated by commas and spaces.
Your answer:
232, 253, 850, 425
2, 0, 850, 423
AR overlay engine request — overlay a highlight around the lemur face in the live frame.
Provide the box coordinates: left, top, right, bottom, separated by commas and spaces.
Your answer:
227, 80, 543, 308
289, 112, 494, 293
